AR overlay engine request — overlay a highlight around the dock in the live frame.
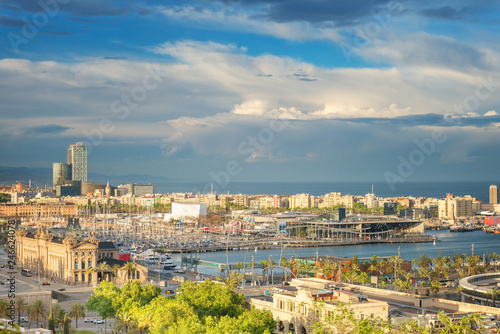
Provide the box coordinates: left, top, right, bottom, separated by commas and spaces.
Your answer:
158, 235, 436, 254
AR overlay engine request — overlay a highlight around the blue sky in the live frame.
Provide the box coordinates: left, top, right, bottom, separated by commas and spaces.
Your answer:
1, 0, 500, 183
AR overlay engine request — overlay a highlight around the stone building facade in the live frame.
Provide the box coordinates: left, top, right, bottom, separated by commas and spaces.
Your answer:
16, 227, 147, 285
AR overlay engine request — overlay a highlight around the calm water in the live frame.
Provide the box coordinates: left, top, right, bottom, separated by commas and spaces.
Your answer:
171, 230, 500, 275
157, 181, 498, 203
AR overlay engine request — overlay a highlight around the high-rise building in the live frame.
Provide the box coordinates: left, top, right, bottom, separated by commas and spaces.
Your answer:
129, 183, 156, 196
53, 162, 72, 186
383, 202, 398, 215
68, 142, 87, 182
490, 185, 498, 204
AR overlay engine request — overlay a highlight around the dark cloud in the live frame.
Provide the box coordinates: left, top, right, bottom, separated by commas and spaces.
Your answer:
23, 124, 72, 135
39, 31, 78, 36
0, 15, 23, 27
420, 6, 470, 20
101, 56, 127, 60
1, 0, 132, 17
339, 113, 500, 127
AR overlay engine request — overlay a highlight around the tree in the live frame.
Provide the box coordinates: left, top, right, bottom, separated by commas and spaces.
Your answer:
53, 304, 66, 330
48, 305, 55, 332
63, 314, 70, 334
86, 266, 95, 287
28, 299, 47, 328
418, 268, 432, 294
303, 262, 314, 277
322, 260, 336, 280
69, 302, 86, 329
0, 300, 9, 318
177, 280, 246, 319
99, 261, 110, 282
16, 297, 28, 325
111, 264, 121, 283
234, 262, 243, 273
122, 261, 137, 283
281, 257, 292, 282
358, 272, 370, 287
115, 309, 135, 334
86, 293, 116, 329
430, 280, 441, 297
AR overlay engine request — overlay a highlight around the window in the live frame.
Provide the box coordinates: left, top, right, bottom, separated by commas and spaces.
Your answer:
98, 253, 101, 259
82, 273, 85, 282
136, 271, 140, 279
88, 260, 92, 268
75, 252, 78, 256
75, 274, 78, 282
89, 273, 92, 282
81, 261, 85, 270
74, 261, 78, 270
82, 252, 85, 256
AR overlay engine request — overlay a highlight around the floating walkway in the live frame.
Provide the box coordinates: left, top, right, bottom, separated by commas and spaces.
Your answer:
159, 235, 436, 254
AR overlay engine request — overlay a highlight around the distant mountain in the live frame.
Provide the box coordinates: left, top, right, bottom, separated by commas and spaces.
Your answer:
0, 166, 187, 187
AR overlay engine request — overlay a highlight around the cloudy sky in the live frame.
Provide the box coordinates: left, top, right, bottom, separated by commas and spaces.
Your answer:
1, 0, 500, 183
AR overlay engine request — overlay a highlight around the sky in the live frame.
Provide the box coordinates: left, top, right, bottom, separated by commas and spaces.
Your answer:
1, 0, 500, 184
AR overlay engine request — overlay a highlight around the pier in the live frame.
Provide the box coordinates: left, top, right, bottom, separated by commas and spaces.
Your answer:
159, 235, 436, 254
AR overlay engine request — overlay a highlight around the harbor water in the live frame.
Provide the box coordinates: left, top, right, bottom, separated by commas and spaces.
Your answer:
169, 230, 500, 276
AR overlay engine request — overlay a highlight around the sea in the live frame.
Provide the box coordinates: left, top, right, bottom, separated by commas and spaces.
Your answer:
170, 230, 500, 276
155, 181, 498, 203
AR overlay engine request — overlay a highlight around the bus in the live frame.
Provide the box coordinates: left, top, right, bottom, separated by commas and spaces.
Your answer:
21, 269, 32, 277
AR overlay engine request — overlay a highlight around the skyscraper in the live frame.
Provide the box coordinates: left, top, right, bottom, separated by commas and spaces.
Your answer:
53, 162, 72, 186
490, 185, 498, 204
68, 142, 88, 182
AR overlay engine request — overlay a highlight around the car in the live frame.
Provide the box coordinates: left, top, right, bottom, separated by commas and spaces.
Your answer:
95, 319, 105, 324
41, 282, 50, 286
389, 309, 404, 318
84, 318, 94, 323
19, 317, 28, 322
165, 289, 175, 294
57, 288, 66, 291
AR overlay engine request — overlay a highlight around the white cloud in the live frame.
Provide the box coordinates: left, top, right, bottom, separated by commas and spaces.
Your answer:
158, 5, 342, 43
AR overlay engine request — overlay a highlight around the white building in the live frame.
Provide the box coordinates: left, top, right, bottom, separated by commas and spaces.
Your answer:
172, 202, 207, 219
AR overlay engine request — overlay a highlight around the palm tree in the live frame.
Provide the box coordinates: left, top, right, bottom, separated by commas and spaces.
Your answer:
69, 302, 86, 329
418, 268, 431, 294
122, 261, 137, 283
380, 280, 388, 290
430, 280, 441, 297
0, 300, 9, 318
281, 257, 291, 282
132, 310, 153, 334
28, 299, 48, 327
235, 261, 244, 273
359, 272, 370, 287
99, 262, 110, 282
303, 262, 313, 277
115, 309, 135, 334
490, 252, 500, 272
86, 266, 95, 287
322, 260, 336, 280
53, 304, 66, 330
111, 264, 121, 283
16, 297, 28, 324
